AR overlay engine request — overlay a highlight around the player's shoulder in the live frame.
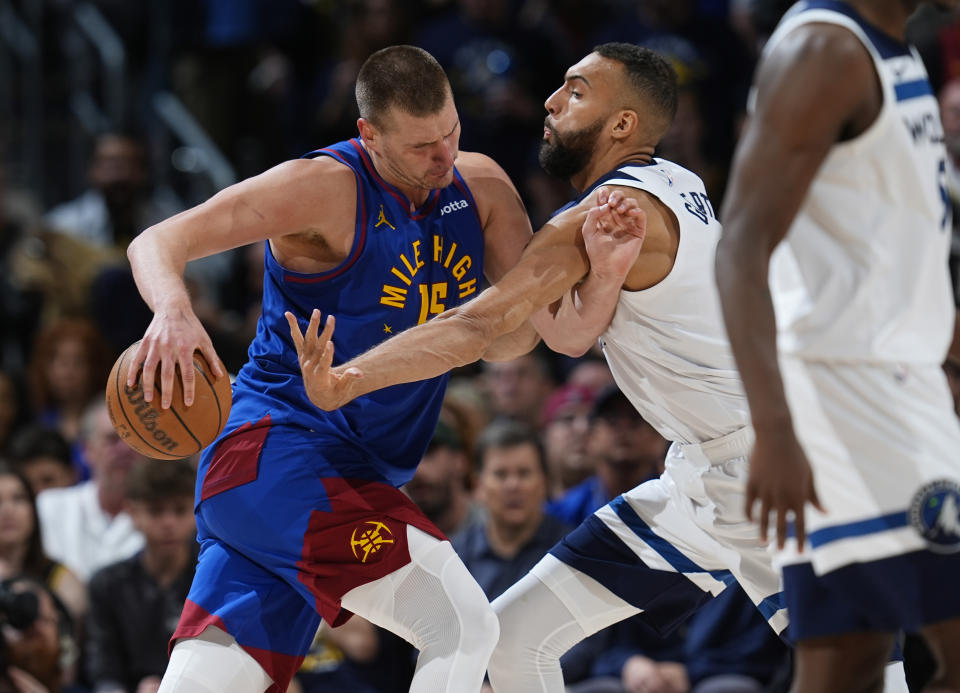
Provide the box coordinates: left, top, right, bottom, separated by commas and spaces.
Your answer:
248, 156, 357, 206
274, 155, 357, 186
766, 19, 873, 76
455, 150, 515, 189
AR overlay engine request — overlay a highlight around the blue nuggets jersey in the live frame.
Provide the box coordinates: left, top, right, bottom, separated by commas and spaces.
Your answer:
201, 138, 485, 490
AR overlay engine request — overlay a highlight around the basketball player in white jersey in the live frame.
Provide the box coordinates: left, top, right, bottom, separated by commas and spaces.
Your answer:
286, 43, 816, 692
717, 1, 960, 690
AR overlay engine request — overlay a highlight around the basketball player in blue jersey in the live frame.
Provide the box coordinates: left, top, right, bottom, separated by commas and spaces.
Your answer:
123, 45, 639, 693
288, 43, 851, 693
717, 0, 960, 691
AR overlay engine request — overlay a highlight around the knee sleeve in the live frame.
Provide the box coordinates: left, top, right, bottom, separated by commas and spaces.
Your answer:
341, 525, 498, 693
489, 572, 586, 693
158, 626, 274, 693
489, 556, 640, 693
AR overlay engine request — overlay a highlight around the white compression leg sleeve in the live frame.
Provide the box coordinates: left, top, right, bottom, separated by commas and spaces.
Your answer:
340, 525, 499, 693
489, 556, 640, 693
158, 625, 274, 693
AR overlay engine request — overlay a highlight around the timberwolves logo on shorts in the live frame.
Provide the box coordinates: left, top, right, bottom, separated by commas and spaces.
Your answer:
350, 520, 396, 563
909, 479, 960, 553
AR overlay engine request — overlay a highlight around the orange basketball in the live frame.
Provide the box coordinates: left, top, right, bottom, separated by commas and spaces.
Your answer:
104, 342, 232, 460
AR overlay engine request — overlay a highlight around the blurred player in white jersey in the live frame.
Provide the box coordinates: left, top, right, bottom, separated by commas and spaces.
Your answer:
717, 1, 960, 690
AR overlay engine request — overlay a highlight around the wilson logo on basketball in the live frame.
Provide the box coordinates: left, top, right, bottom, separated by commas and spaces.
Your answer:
350, 520, 395, 563
122, 385, 179, 453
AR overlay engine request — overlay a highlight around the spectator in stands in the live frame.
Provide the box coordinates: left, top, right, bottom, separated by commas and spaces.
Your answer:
7, 426, 77, 494
452, 420, 570, 601
0, 158, 44, 372
404, 417, 483, 538
567, 584, 789, 693
292, 617, 385, 693
564, 355, 615, 393
26, 319, 112, 475
86, 458, 197, 693
483, 348, 556, 429
36, 401, 144, 583
0, 463, 86, 630
415, 0, 569, 194
44, 132, 181, 251
309, 0, 410, 147
547, 386, 668, 526
540, 384, 597, 499
0, 576, 75, 693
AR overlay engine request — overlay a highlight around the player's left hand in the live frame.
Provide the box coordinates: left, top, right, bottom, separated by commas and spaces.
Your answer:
285, 309, 363, 411
582, 186, 647, 280
746, 428, 825, 550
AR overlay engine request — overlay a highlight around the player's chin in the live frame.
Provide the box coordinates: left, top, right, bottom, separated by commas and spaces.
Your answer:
426, 170, 454, 188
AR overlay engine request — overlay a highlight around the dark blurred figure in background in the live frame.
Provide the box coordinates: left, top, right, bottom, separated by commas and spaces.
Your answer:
547, 387, 668, 526
404, 416, 483, 538
26, 319, 112, 477
0, 155, 45, 374
591, 0, 753, 200
540, 384, 597, 499
0, 464, 86, 637
0, 372, 29, 459
307, 0, 410, 147
482, 348, 557, 430
0, 576, 75, 693
45, 132, 181, 252
7, 426, 76, 496
416, 0, 570, 196
170, 0, 326, 177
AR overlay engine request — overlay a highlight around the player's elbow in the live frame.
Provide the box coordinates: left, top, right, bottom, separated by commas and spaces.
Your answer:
127, 227, 152, 267
539, 333, 584, 358
559, 339, 595, 358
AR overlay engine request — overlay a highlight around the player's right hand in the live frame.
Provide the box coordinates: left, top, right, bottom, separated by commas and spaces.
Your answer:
285, 309, 363, 411
127, 307, 223, 410
582, 187, 647, 280
745, 429, 825, 550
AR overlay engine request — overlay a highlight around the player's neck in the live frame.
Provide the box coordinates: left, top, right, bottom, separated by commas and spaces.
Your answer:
570, 145, 656, 193
362, 140, 432, 209
849, 0, 911, 41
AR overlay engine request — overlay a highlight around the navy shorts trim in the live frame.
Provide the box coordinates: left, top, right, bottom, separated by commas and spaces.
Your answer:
550, 515, 711, 636
783, 549, 960, 640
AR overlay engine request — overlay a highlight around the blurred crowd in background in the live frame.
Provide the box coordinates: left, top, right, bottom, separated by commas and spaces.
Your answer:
1, 0, 960, 692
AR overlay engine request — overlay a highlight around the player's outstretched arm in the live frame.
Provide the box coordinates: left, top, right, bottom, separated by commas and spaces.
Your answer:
287, 200, 643, 411
531, 186, 648, 356
127, 157, 355, 409
716, 24, 876, 548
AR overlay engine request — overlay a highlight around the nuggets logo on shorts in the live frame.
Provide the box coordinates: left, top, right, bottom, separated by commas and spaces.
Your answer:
909, 479, 960, 553
350, 520, 396, 562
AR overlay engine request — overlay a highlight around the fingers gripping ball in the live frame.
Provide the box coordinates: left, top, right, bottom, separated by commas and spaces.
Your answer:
104, 343, 232, 460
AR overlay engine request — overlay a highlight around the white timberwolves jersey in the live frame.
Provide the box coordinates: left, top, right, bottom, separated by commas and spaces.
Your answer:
766, 1, 955, 364
596, 160, 749, 444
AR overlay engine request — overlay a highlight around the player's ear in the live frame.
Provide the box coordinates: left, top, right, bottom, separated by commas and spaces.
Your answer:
612, 109, 639, 140
357, 117, 379, 146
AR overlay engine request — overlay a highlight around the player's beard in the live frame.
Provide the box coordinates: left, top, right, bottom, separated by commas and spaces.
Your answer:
539, 117, 604, 180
